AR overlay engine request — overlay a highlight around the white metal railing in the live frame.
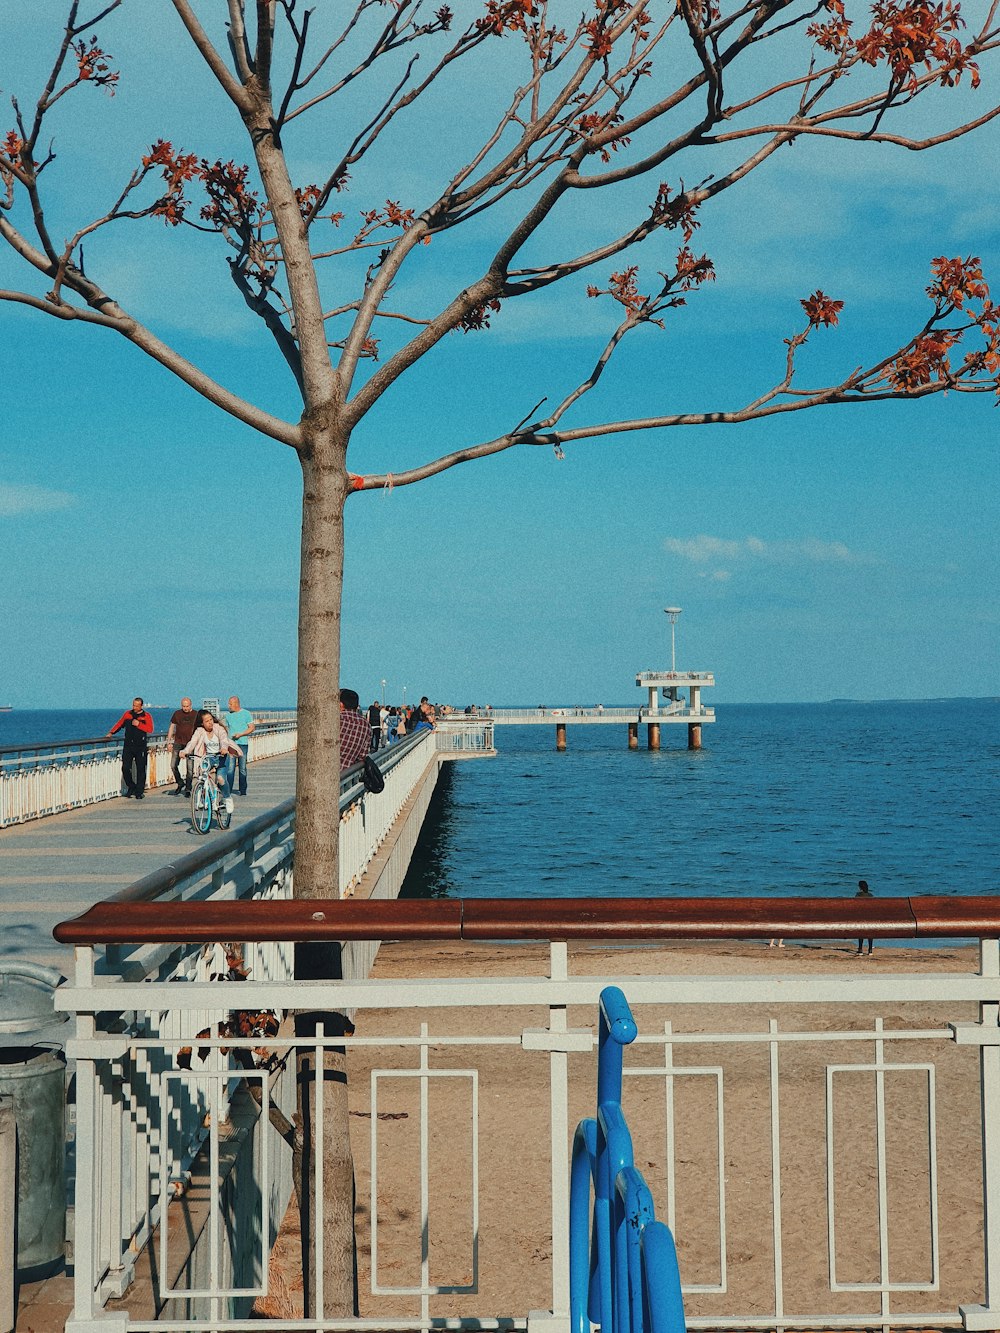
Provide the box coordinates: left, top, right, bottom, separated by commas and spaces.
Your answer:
487, 707, 715, 722
51, 732, 442, 1322
0, 722, 298, 827
340, 733, 439, 893
433, 719, 496, 753
634, 673, 715, 683
55, 920, 1000, 1333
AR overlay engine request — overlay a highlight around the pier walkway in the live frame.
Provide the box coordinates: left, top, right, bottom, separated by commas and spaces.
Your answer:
0, 753, 298, 974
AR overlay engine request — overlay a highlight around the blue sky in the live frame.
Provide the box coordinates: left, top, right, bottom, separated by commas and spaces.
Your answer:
1, 4, 998, 709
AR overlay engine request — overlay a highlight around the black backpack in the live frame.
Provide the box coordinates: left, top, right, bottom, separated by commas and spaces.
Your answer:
362, 754, 385, 794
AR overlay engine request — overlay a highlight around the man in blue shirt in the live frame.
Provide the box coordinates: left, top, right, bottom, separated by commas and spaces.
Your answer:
224, 695, 255, 796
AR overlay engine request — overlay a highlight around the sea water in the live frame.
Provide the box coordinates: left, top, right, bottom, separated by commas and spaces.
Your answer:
3, 701, 997, 905
401, 700, 1000, 904
0, 708, 177, 749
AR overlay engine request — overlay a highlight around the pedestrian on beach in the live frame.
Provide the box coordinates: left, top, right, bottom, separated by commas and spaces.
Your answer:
339, 688, 372, 771
223, 695, 255, 796
856, 879, 874, 955
166, 696, 198, 796
180, 709, 241, 813
107, 697, 154, 799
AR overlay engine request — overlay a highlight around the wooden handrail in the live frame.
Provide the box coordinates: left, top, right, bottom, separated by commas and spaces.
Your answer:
52, 895, 1000, 946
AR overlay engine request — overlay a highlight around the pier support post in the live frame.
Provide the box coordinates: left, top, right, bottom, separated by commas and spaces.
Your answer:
555, 723, 567, 752
688, 724, 702, 750
627, 723, 638, 750
647, 723, 660, 751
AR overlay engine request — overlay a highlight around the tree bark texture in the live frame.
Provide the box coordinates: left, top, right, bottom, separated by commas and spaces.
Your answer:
290, 441, 357, 1318
294, 443, 347, 903
292, 1014, 358, 1320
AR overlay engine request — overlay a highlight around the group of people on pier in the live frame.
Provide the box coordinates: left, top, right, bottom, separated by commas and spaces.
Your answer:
106, 695, 254, 808
338, 690, 438, 770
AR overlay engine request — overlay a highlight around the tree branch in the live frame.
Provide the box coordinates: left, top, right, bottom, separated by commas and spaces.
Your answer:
169, 0, 252, 110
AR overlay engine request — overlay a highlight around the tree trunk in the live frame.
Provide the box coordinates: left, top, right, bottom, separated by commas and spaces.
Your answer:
290, 443, 358, 1318
294, 445, 346, 904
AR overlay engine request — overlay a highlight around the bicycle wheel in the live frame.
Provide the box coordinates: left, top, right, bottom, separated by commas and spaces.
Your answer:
190, 778, 212, 835
216, 794, 232, 830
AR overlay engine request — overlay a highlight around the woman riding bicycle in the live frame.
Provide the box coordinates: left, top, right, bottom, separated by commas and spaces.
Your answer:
180, 710, 241, 813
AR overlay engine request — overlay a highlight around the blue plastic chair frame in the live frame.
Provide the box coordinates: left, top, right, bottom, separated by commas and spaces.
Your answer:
570, 986, 686, 1333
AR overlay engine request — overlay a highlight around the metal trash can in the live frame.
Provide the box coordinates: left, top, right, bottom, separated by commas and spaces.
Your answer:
0, 962, 68, 1281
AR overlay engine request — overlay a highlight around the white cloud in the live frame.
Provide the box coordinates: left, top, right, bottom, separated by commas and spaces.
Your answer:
664, 532, 873, 581
0, 484, 75, 517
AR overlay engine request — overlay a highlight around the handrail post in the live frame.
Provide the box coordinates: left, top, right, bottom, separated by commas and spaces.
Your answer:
65, 945, 128, 1333
958, 938, 1000, 1332
1, 1094, 13, 1333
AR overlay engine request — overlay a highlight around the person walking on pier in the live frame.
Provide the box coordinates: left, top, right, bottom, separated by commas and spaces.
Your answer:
166, 696, 198, 796
107, 697, 154, 799
367, 699, 383, 751
224, 695, 255, 796
856, 879, 875, 955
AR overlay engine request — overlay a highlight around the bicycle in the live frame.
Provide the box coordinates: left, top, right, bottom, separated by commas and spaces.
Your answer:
190, 755, 233, 834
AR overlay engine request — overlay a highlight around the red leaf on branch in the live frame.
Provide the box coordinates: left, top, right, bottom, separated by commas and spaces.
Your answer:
457, 298, 502, 332
73, 37, 119, 93
801, 290, 844, 327
651, 183, 701, 242
927, 254, 989, 308
885, 329, 958, 387
853, 0, 977, 91
477, 0, 538, 35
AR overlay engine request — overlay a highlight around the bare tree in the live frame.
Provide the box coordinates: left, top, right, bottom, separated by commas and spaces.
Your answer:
2, 0, 999, 1314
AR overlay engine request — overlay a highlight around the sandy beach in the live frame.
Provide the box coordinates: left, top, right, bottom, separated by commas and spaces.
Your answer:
260, 938, 987, 1327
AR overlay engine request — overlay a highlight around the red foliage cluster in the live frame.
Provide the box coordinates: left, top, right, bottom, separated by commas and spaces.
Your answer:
0, 130, 26, 191
588, 265, 647, 316
650, 183, 701, 242
809, 0, 980, 88
675, 246, 715, 289
801, 290, 844, 327
73, 37, 119, 93
885, 329, 958, 387
356, 199, 415, 242
296, 183, 322, 220
457, 297, 502, 331
855, 0, 979, 90
477, 0, 539, 35
583, 0, 651, 52
882, 257, 997, 389
435, 6, 454, 28
142, 139, 201, 225
927, 253, 989, 308
807, 0, 853, 56
201, 158, 263, 230
583, 18, 615, 57
576, 111, 632, 163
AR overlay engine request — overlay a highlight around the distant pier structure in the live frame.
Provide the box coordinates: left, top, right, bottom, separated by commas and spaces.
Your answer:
489, 607, 716, 750
635, 605, 715, 751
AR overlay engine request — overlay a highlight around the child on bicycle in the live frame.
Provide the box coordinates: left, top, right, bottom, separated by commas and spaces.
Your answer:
180, 710, 242, 812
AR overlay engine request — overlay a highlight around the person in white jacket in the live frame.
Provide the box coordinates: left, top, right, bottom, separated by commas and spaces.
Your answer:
180, 710, 242, 812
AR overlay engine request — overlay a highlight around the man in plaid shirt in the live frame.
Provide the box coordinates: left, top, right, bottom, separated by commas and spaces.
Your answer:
339, 688, 372, 771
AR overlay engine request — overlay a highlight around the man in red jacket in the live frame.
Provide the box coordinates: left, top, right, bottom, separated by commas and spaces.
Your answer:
107, 697, 155, 799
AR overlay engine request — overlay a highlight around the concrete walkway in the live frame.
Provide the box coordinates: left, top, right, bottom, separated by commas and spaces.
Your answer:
0, 751, 297, 974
